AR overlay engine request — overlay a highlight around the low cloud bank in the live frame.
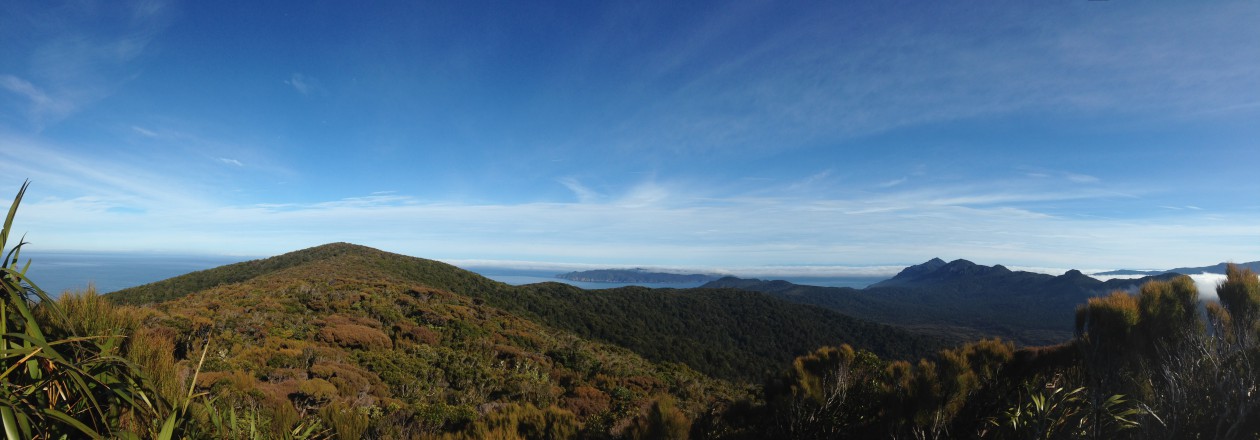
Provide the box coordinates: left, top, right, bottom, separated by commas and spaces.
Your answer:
448, 259, 903, 279
1088, 272, 1230, 301
1189, 273, 1227, 301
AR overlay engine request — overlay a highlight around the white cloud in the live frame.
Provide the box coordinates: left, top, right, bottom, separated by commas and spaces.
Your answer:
132, 126, 160, 138
878, 177, 907, 188
557, 177, 599, 203
1, 1, 172, 127
1188, 273, 1227, 301
1066, 173, 1100, 184
218, 157, 244, 167
285, 73, 318, 95
0, 75, 75, 122
447, 258, 904, 279
2, 137, 1256, 270
787, 170, 832, 191
586, 2, 1260, 158
8, 174, 1249, 271
617, 181, 668, 207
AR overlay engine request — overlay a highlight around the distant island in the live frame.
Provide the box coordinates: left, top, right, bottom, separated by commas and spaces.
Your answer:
556, 268, 719, 283
1094, 260, 1260, 276
1092, 269, 1166, 276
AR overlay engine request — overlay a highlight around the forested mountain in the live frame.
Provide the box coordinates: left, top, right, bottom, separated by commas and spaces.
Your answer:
704, 258, 1177, 345
106, 243, 744, 437
480, 282, 939, 380
95, 243, 948, 437
111, 244, 941, 382
107, 242, 506, 306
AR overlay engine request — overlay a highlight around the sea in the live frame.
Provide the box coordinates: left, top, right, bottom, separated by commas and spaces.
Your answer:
20, 251, 246, 295
14, 252, 889, 296
462, 267, 888, 290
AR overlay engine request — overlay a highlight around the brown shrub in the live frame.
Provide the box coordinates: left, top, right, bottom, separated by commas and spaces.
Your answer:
126, 320, 184, 407
296, 378, 339, 402
560, 386, 611, 419
624, 375, 664, 394
266, 368, 308, 382
318, 324, 392, 350
309, 361, 374, 398
394, 321, 441, 345
321, 314, 383, 329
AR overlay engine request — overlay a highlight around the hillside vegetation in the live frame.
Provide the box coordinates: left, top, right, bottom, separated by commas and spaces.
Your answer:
121, 250, 745, 437
111, 244, 942, 382
108, 242, 504, 306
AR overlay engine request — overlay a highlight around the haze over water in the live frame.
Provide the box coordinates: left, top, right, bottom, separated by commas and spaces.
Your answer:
25, 252, 890, 296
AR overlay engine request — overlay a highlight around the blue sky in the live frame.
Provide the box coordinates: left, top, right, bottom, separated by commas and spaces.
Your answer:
2, 0, 1259, 273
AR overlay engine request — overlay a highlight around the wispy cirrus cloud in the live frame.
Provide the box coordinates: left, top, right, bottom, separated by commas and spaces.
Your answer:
583, 2, 1260, 158
131, 126, 160, 138
0, 75, 76, 123
1, 0, 172, 127
1066, 173, 1100, 184
878, 177, 908, 188
557, 177, 599, 203
285, 73, 320, 95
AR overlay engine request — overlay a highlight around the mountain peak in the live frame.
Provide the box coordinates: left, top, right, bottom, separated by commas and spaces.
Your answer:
293, 242, 379, 256
887, 258, 948, 280
874, 258, 1020, 288
942, 258, 978, 269
106, 242, 496, 305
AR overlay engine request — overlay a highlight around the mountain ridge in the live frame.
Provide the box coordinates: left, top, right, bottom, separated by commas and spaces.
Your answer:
703, 258, 1180, 345
1094, 260, 1260, 276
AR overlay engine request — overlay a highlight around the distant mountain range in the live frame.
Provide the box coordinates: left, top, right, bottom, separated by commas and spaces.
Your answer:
703, 258, 1179, 346
555, 268, 718, 283
1094, 260, 1260, 276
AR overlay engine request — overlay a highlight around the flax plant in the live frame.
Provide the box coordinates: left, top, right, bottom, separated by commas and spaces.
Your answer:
0, 181, 165, 439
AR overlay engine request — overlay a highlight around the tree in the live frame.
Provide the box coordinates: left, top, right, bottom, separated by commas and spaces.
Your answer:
1215, 264, 1260, 347
1137, 276, 1202, 355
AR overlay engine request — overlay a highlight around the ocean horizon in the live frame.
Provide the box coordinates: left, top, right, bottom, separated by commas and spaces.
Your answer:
18, 251, 890, 296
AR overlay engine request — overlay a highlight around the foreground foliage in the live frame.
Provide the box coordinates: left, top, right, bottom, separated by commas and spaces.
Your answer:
0, 183, 205, 439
